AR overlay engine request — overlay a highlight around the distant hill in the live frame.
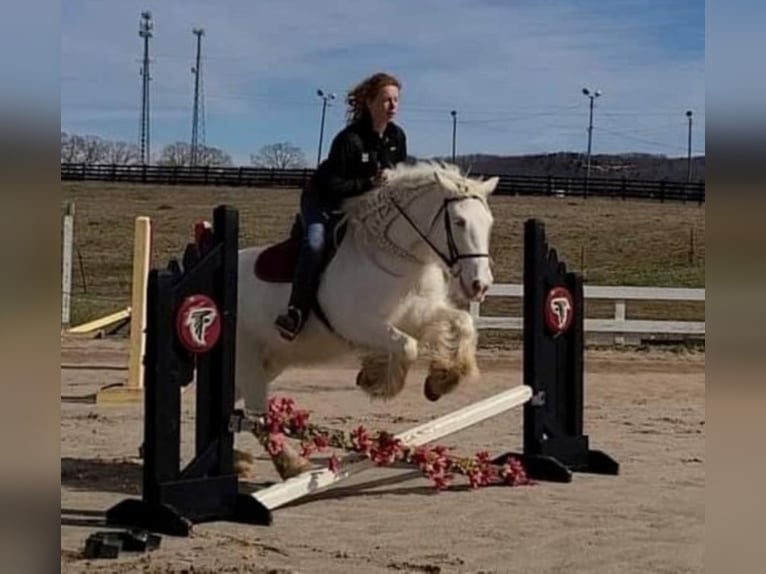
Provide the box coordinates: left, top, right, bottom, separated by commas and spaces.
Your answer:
429, 152, 705, 182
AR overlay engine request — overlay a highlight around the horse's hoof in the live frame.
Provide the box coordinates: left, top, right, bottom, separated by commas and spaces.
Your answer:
424, 379, 441, 402
269, 441, 314, 480
424, 365, 461, 402
273, 450, 313, 479
234, 448, 257, 479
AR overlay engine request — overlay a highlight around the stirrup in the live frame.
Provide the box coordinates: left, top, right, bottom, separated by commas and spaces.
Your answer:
274, 307, 303, 341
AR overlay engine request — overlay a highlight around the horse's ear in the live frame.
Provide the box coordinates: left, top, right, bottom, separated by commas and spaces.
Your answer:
481, 176, 500, 196
434, 170, 458, 194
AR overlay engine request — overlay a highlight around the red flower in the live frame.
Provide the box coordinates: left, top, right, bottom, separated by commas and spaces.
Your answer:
313, 434, 330, 451
288, 409, 310, 434
328, 454, 340, 474
265, 433, 285, 456
500, 456, 532, 486
300, 440, 315, 458
350, 426, 372, 455
369, 432, 404, 466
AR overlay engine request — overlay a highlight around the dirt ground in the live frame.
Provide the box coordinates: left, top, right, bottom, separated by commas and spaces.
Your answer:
61, 338, 704, 573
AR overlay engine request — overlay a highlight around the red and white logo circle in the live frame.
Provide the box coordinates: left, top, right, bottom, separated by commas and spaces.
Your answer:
544, 286, 574, 335
176, 294, 221, 353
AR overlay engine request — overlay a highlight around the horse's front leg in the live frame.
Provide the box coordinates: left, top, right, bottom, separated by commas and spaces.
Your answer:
346, 322, 418, 400
419, 306, 479, 401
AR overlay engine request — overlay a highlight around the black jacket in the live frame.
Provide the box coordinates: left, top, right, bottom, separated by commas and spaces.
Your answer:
312, 116, 408, 210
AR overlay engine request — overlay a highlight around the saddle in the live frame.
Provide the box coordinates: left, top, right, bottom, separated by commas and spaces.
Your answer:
253, 213, 347, 283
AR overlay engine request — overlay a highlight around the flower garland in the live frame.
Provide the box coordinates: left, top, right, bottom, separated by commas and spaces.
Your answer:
252, 396, 533, 490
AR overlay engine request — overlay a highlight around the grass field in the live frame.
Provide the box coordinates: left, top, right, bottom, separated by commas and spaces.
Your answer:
61, 181, 705, 341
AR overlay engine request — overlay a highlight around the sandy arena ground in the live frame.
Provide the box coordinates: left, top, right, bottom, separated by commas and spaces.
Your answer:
61, 338, 704, 573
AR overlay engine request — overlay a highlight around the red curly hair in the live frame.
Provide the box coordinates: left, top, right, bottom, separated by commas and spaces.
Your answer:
345, 72, 402, 124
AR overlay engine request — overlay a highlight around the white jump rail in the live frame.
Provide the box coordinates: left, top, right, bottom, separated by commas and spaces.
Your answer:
253, 385, 533, 511
469, 283, 705, 340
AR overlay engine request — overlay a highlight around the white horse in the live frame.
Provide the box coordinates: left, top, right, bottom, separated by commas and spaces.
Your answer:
234, 161, 498, 477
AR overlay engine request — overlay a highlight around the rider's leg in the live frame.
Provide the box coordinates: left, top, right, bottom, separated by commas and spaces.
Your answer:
274, 192, 326, 340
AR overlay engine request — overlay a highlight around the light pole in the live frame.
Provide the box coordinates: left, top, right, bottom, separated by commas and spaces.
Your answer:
316, 89, 336, 167
450, 110, 457, 164
685, 110, 693, 183
582, 87, 601, 196
190, 28, 205, 167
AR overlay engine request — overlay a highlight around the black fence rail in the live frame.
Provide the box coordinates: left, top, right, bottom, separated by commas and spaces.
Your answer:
61, 163, 314, 188
61, 163, 705, 204
492, 172, 705, 203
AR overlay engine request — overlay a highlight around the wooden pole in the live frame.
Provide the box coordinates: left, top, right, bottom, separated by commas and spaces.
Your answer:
252, 385, 533, 511
97, 216, 152, 404
61, 202, 75, 327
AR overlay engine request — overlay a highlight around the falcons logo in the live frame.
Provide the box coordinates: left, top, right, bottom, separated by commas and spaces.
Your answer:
544, 287, 574, 335
549, 297, 572, 330
185, 306, 217, 346
176, 294, 221, 353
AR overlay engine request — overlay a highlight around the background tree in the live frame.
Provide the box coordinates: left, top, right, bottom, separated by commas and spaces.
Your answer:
60, 132, 108, 164
61, 132, 141, 164
102, 140, 141, 165
157, 142, 234, 167
250, 142, 306, 169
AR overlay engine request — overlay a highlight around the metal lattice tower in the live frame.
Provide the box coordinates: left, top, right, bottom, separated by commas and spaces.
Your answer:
190, 28, 205, 167
138, 11, 153, 165
199, 66, 206, 150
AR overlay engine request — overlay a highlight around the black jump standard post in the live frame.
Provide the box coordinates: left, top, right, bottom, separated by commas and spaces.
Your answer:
105, 205, 271, 536
493, 218, 620, 482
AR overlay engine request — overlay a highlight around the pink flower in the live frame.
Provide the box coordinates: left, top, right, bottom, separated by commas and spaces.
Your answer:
369, 432, 404, 466
265, 433, 285, 456
328, 455, 340, 474
288, 409, 310, 434
500, 456, 531, 486
299, 440, 315, 458
312, 434, 330, 451
350, 426, 372, 454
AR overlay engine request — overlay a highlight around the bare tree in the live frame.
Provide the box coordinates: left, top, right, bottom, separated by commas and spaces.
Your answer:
61, 132, 78, 163
250, 142, 306, 169
158, 142, 234, 167
196, 144, 234, 167
61, 133, 109, 164
103, 140, 141, 165
157, 142, 189, 166
61, 132, 141, 165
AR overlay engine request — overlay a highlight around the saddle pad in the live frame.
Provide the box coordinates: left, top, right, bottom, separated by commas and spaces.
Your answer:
254, 236, 300, 283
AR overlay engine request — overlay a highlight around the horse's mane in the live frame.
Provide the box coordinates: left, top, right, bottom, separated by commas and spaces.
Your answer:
339, 161, 493, 262
342, 161, 487, 222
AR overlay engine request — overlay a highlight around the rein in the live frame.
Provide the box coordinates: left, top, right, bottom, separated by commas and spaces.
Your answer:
390, 195, 491, 274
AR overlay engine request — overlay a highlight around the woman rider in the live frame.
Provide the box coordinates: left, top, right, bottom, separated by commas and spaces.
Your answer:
274, 72, 409, 341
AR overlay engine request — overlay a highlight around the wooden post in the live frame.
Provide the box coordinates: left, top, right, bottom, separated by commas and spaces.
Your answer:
97, 216, 152, 404
61, 202, 75, 327
614, 300, 626, 346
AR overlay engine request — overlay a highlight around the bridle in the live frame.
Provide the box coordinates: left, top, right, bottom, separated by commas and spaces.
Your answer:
390, 195, 492, 275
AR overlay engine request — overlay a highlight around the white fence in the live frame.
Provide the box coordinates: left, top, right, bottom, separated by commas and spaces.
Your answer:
469, 283, 705, 343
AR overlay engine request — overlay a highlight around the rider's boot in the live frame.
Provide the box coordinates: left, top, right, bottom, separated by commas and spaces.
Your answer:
274, 242, 323, 341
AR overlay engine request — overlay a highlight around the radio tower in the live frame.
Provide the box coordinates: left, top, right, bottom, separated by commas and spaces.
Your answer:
138, 11, 153, 165
190, 28, 205, 167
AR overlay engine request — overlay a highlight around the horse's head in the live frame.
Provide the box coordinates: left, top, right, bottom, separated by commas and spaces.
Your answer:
343, 161, 498, 301
428, 167, 498, 302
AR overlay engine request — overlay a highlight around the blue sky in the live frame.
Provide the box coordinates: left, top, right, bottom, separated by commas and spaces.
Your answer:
61, 0, 705, 166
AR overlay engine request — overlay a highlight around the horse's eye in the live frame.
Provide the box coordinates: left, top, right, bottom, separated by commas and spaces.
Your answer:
455, 218, 467, 228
